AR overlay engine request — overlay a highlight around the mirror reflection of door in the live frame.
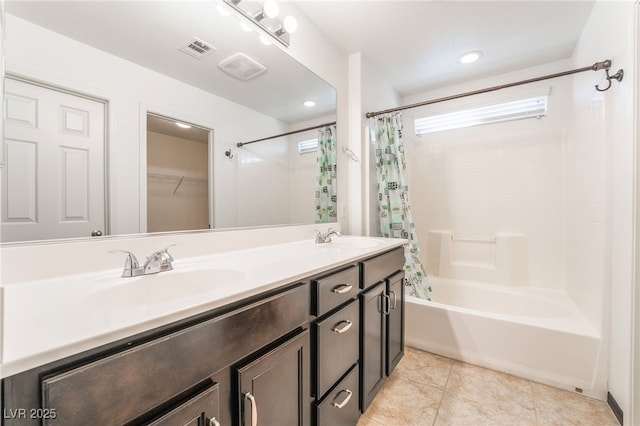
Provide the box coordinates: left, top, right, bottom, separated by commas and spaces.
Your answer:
2, 77, 106, 242
146, 114, 211, 233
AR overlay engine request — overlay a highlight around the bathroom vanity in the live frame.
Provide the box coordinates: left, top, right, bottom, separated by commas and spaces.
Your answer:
1, 236, 405, 426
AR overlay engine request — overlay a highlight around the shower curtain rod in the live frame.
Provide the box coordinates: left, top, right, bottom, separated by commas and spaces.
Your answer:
365, 59, 623, 119
237, 121, 337, 147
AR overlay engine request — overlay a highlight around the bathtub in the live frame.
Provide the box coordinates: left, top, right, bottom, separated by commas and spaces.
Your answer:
405, 277, 603, 396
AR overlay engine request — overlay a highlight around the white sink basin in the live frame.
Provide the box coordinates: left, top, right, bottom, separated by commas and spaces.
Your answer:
87, 268, 246, 306
318, 237, 387, 249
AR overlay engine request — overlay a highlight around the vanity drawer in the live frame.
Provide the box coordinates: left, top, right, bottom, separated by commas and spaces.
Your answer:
315, 363, 360, 426
312, 265, 359, 316
360, 247, 404, 289
315, 299, 359, 397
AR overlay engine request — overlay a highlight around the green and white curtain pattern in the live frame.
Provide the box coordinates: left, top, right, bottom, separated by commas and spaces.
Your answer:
315, 125, 337, 223
372, 113, 431, 300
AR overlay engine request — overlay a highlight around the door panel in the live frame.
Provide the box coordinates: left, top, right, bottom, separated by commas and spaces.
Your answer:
237, 330, 310, 426
360, 281, 386, 412
387, 272, 405, 375
2, 78, 106, 242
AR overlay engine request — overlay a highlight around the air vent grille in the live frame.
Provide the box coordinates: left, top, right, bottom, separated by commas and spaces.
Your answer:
179, 37, 216, 59
218, 53, 267, 81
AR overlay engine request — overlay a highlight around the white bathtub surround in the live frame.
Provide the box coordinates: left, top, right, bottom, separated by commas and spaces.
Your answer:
0, 229, 405, 378
426, 230, 529, 286
405, 277, 603, 399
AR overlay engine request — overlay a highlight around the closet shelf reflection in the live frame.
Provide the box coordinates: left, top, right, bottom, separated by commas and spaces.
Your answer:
147, 172, 208, 194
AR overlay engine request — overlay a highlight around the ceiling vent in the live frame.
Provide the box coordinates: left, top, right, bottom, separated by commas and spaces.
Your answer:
218, 53, 267, 81
179, 37, 216, 60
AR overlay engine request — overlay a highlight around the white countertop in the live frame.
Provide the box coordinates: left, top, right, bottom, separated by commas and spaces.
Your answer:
2, 236, 405, 378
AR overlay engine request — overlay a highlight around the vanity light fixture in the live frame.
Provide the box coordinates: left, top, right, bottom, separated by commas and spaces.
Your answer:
458, 50, 483, 64
302, 100, 316, 107
221, 0, 297, 47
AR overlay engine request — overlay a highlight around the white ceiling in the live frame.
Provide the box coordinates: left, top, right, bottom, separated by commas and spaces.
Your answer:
5, 1, 336, 124
6, 1, 597, 123
294, 0, 596, 96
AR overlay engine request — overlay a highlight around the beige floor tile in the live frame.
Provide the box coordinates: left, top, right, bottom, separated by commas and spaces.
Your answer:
435, 362, 537, 426
360, 348, 620, 426
356, 413, 385, 426
395, 347, 455, 390
363, 373, 442, 426
531, 382, 618, 426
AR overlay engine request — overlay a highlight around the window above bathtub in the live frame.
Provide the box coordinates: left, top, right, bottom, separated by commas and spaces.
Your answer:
414, 93, 548, 135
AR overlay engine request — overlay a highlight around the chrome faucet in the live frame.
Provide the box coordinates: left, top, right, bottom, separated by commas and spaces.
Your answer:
315, 228, 341, 244
110, 244, 176, 278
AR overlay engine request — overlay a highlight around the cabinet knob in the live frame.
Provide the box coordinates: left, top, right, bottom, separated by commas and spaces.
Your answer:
332, 389, 353, 409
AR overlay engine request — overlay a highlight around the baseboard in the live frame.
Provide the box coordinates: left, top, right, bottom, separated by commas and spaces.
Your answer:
607, 392, 623, 425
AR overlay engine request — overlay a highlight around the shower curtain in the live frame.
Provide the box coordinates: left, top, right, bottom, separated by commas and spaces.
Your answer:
372, 114, 431, 300
315, 125, 337, 223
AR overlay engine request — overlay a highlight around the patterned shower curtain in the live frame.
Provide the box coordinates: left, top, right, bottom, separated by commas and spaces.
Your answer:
315, 125, 337, 223
372, 113, 431, 300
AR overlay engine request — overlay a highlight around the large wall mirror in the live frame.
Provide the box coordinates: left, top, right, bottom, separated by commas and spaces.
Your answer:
2, 1, 337, 244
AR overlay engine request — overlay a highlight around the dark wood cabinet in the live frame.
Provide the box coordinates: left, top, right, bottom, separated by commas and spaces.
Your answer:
2, 244, 406, 426
386, 271, 405, 375
146, 382, 221, 426
359, 247, 405, 413
236, 330, 310, 426
360, 281, 387, 412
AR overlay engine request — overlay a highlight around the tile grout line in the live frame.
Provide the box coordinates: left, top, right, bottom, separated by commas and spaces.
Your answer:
431, 359, 456, 426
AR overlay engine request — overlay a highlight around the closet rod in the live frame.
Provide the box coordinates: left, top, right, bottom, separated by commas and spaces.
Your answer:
365, 59, 623, 119
237, 121, 336, 147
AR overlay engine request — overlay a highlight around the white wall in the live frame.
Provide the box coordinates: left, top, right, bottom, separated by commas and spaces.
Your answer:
569, 1, 636, 423
346, 53, 401, 236
5, 14, 291, 234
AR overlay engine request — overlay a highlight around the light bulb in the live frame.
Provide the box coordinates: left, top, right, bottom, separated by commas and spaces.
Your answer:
260, 34, 272, 45
240, 20, 253, 32
263, 0, 279, 19
216, 4, 231, 16
458, 51, 483, 64
283, 16, 297, 34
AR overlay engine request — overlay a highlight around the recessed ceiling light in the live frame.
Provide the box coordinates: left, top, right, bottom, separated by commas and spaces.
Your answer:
303, 100, 316, 107
176, 122, 192, 129
458, 51, 483, 64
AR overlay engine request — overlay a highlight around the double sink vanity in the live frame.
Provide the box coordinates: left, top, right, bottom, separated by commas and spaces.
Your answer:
1, 232, 406, 425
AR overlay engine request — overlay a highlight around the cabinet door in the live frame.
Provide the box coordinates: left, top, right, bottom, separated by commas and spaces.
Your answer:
386, 272, 405, 375
237, 330, 310, 426
147, 382, 220, 426
360, 281, 386, 412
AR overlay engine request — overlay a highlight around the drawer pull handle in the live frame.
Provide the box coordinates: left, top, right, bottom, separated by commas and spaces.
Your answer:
332, 389, 353, 409
382, 294, 391, 315
332, 320, 353, 334
244, 392, 258, 426
332, 283, 353, 294
210, 417, 221, 426
390, 290, 397, 309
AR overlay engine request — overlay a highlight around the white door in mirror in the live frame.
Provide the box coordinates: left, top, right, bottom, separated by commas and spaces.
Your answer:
2, 78, 106, 242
